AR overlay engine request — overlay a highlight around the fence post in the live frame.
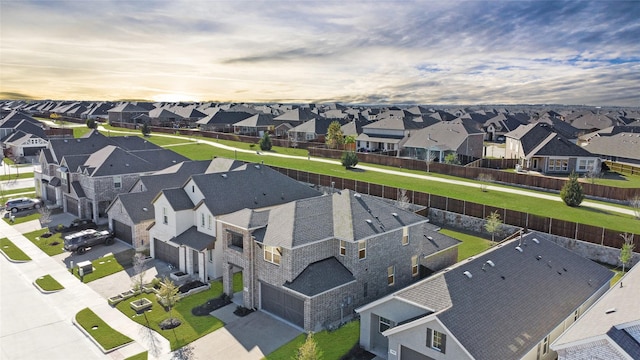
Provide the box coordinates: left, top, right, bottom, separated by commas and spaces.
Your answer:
601, 228, 605, 245
575, 223, 578, 240
549, 218, 552, 235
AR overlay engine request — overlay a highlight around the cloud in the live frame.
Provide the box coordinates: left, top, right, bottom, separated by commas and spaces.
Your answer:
1, 1, 639, 105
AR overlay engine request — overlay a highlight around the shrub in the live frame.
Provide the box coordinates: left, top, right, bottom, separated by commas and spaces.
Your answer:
341, 152, 358, 169
259, 133, 272, 151
560, 172, 584, 207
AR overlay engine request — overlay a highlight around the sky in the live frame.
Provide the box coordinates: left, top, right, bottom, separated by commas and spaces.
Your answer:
1, 0, 639, 106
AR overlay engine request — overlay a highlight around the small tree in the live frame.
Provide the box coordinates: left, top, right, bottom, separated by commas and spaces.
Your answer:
325, 121, 344, 149
38, 207, 53, 239
630, 195, 640, 220
131, 253, 147, 293
619, 233, 635, 273
50, 113, 61, 122
484, 211, 502, 242
259, 132, 272, 151
477, 173, 494, 192
86, 118, 97, 129
344, 135, 356, 151
296, 332, 321, 360
341, 151, 358, 169
158, 277, 180, 319
560, 172, 584, 207
141, 122, 151, 137
583, 165, 600, 184
444, 152, 460, 165
397, 188, 410, 210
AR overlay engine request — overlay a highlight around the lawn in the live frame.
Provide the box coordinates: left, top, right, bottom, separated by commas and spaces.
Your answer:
23, 228, 66, 256
0, 172, 34, 181
438, 228, 494, 261
75, 307, 133, 351
35, 274, 65, 291
72, 254, 125, 283
125, 351, 148, 360
0, 186, 35, 197
588, 171, 640, 189
0, 237, 31, 261
265, 320, 360, 360
73, 127, 93, 138
116, 286, 225, 350
3, 211, 41, 225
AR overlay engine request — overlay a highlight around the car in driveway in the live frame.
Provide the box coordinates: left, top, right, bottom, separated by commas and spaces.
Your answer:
63, 229, 114, 254
5, 197, 42, 213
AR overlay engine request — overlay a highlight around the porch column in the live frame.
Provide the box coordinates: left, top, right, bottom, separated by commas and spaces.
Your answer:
198, 252, 206, 282
222, 262, 234, 296
179, 246, 186, 273
55, 188, 62, 206
92, 201, 99, 224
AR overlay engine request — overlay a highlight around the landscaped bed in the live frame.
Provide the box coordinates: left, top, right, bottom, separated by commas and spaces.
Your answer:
75, 307, 133, 352
23, 229, 65, 256
34, 274, 64, 292
0, 237, 31, 261
72, 255, 125, 283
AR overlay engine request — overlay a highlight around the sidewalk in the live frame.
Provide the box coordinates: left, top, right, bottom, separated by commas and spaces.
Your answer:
0, 218, 171, 359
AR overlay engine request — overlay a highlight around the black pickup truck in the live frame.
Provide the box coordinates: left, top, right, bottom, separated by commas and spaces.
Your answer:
63, 229, 114, 254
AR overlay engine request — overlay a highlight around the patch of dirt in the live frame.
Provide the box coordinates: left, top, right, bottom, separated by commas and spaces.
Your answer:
191, 294, 231, 316
159, 317, 181, 330
49, 241, 60, 246
233, 306, 254, 317
178, 280, 207, 294
340, 344, 376, 360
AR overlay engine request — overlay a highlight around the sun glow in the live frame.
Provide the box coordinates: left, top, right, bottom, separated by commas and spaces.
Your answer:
152, 93, 198, 103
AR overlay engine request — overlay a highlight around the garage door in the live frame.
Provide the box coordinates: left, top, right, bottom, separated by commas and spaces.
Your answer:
46, 186, 56, 203
154, 238, 179, 266
65, 197, 79, 216
112, 220, 133, 245
400, 346, 433, 360
260, 282, 304, 328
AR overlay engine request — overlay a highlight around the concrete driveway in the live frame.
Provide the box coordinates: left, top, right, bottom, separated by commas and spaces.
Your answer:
189, 308, 301, 360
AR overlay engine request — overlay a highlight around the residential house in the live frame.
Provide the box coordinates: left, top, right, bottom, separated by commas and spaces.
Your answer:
579, 126, 640, 165
483, 113, 529, 141
288, 118, 347, 143
552, 263, 640, 359
0, 111, 48, 161
35, 131, 188, 223
196, 109, 254, 132
357, 112, 438, 153
401, 119, 484, 162
233, 113, 275, 136
504, 123, 599, 174
357, 232, 613, 360
218, 189, 461, 331
107, 103, 150, 124
148, 163, 321, 283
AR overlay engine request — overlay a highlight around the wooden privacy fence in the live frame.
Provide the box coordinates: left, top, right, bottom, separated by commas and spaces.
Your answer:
272, 166, 639, 249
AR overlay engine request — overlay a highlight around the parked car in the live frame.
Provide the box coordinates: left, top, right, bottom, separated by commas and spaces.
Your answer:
5, 197, 42, 213
63, 229, 114, 254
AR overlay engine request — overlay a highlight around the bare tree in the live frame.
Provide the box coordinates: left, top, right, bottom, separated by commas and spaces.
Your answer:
39, 206, 52, 230
296, 332, 321, 360
619, 233, 635, 273
484, 211, 502, 242
396, 188, 411, 210
583, 165, 601, 184
477, 173, 494, 192
630, 195, 640, 220
131, 252, 147, 293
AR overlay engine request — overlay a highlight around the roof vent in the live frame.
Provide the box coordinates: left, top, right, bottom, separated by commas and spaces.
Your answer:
125, 163, 130, 167
392, 212, 398, 217
221, 173, 227, 178
515, 246, 523, 252
142, 207, 148, 211
605, 308, 616, 314
354, 193, 361, 198
365, 219, 372, 224
486, 260, 495, 267
463, 271, 472, 279
532, 238, 540, 244
536, 255, 542, 260
427, 236, 433, 240
254, 164, 260, 169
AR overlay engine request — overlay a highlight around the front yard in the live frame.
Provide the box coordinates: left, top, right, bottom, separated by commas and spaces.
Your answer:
0, 237, 31, 261
72, 254, 125, 283
23, 229, 66, 256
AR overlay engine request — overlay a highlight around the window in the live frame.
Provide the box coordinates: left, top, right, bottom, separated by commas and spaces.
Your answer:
113, 175, 122, 189
548, 158, 569, 172
162, 207, 168, 225
207, 215, 213, 230
208, 249, 213, 262
201, 213, 205, 227
379, 317, 392, 333
412, 255, 419, 276
402, 227, 409, 245
264, 246, 281, 265
542, 335, 549, 355
229, 231, 243, 250
339, 240, 346, 256
358, 240, 366, 259
578, 159, 595, 172
427, 328, 447, 353
387, 266, 395, 285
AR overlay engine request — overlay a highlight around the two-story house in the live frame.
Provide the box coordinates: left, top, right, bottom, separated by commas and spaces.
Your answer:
356, 232, 613, 360
218, 189, 461, 331
401, 120, 485, 161
148, 163, 321, 283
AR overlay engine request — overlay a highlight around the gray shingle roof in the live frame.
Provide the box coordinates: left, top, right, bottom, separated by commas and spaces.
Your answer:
116, 192, 156, 223
171, 226, 214, 251
432, 232, 612, 360
162, 188, 194, 211
284, 257, 356, 297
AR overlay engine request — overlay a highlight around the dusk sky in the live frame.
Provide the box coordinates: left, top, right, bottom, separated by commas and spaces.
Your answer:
1, 1, 639, 106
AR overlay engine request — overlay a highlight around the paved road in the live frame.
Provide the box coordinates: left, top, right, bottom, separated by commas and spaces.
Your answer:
100, 126, 637, 218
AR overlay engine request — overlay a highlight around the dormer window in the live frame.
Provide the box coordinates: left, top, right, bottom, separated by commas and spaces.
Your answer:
113, 175, 122, 189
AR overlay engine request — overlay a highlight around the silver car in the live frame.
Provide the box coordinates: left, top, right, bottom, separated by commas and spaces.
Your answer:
5, 197, 42, 213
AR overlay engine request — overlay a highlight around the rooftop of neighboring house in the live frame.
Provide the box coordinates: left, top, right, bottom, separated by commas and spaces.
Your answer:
581, 131, 640, 161
368, 232, 613, 360
403, 119, 484, 150
506, 123, 594, 158
552, 263, 640, 359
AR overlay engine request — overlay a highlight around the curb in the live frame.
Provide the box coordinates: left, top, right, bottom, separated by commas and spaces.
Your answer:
32, 278, 64, 294
71, 314, 134, 354
0, 248, 31, 263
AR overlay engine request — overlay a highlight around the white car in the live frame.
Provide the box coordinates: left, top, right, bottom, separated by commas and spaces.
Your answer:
5, 197, 42, 213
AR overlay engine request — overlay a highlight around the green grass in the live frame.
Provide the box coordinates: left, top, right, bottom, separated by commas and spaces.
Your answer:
105, 126, 640, 234
116, 284, 225, 350
0, 172, 34, 181
233, 271, 243, 293
73, 127, 93, 138
125, 351, 148, 360
0, 237, 31, 261
3, 211, 41, 225
3, 157, 15, 165
265, 320, 360, 360
438, 228, 494, 261
35, 274, 65, 291
75, 307, 133, 351
23, 229, 66, 256
587, 172, 640, 189
72, 255, 125, 283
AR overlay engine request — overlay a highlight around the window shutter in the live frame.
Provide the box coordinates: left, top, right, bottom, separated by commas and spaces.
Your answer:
441, 333, 447, 354
426, 328, 432, 348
